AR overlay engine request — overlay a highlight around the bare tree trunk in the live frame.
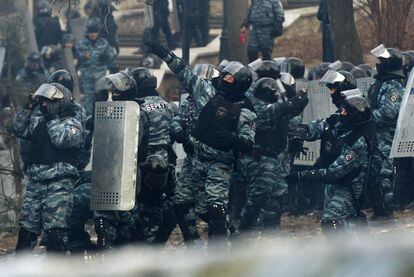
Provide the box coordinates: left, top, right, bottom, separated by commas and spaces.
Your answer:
221, 0, 249, 64
327, 0, 364, 65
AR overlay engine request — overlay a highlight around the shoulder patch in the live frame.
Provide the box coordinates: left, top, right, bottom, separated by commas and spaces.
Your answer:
390, 94, 398, 102
345, 150, 356, 161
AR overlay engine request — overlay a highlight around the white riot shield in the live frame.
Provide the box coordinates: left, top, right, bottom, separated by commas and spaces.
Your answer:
390, 68, 414, 158
91, 101, 140, 211
294, 80, 336, 166
356, 77, 374, 97
295, 78, 309, 92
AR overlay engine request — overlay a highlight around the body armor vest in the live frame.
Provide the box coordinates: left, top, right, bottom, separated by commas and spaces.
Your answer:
192, 94, 250, 151
30, 120, 80, 166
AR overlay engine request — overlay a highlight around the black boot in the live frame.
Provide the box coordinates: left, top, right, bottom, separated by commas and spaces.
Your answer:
176, 206, 200, 247
153, 208, 178, 245
206, 205, 228, 250
321, 219, 342, 238
46, 228, 69, 254
15, 227, 37, 254
94, 217, 116, 250
261, 209, 282, 235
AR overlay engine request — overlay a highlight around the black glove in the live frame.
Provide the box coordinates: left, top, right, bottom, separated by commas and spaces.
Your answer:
143, 28, 170, 59
171, 129, 187, 144
46, 101, 75, 120
288, 137, 305, 155
183, 141, 195, 156
289, 89, 309, 113
286, 170, 324, 184
299, 170, 324, 184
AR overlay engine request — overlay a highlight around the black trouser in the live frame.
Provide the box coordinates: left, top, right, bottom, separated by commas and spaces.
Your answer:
321, 23, 335, 62
393, 157, 414, 208
197, 0, 210, 45
248, 48, 272, 63
152, 5, 176, 49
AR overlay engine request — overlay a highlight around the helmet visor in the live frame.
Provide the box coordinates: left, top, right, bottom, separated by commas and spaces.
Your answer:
371, 44, 391, 59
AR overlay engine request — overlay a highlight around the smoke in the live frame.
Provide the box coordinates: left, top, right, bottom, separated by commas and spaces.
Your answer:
2, 233, 414, 276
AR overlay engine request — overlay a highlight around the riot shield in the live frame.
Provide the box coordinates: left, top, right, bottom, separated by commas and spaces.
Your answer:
356, 77, 374, 97
91, 101, 140, 211
390, 68, 414, 158
295, 78, 309, 92
294, 80, 336, 166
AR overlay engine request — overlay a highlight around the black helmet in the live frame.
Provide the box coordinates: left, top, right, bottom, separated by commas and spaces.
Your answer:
252, 60, 281, 80
321, 70, 357, 108
253, 77, 281, 103
194, 64, 219, 80
27, 51, 41, 62
48, 70, 74, 92
340, 61, 355, 72
357, 64, 373, 77
95, 76, 110, 102
141, 154, 169, 190
105, 72, 137, 101
36, 0, 50, 15
217, 60, 230, 72
218, 61, 252, 100
401, 51, 414, 77
280, 72, 297, 99
34, 83, 74, 116
321, 70, 356, 92
281, 57, 305, 79
371, 45, 404, 76
129, 67, 158, 98
350, 67, 368, 79
309, 62, 330, 80
339, 89, 372, 127
85, 17, 101, 34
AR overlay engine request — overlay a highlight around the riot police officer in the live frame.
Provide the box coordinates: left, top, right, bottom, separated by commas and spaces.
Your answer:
145, 31, 257, 248
368, 45, 405, 217
288, 83, 375, 236
13, 83, 84, 253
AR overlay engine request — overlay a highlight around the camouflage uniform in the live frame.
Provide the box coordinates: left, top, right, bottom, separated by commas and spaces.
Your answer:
12, 108, 84, 234
170, 62, 256, 219
75, 37, 114, 115
239, 99, 291, 231
303, 115, 369, 225
242, 0, 285, 62
128, 95, 175, 243
367, 79, 405, 202
170, 95, 200, 243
